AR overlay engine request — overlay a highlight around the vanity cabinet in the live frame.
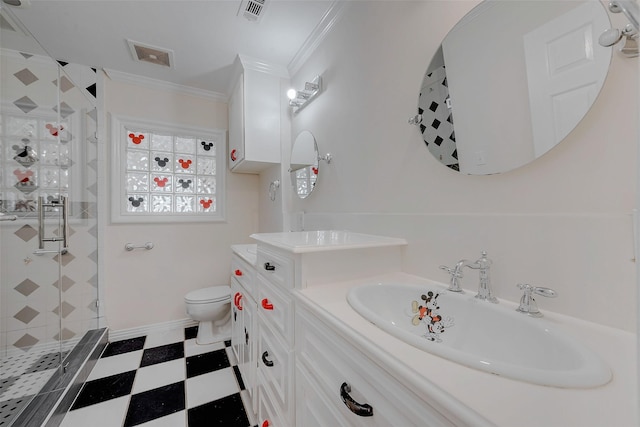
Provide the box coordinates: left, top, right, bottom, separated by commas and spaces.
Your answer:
228, 57, 283, 174
255, 246, 296, 426
295, 302, 456, 427
249, 231, 407, 427
230, 247, 257, 411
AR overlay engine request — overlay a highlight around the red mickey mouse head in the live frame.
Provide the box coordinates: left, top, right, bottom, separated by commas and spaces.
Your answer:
46, 123, 64, 137
128, 133, 145, 144
200, 199, 213, 209
153, 177, 168, 188
178, 159, 192, 169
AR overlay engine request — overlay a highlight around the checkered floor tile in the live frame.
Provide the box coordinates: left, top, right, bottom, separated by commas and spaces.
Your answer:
60, 326, 256, 427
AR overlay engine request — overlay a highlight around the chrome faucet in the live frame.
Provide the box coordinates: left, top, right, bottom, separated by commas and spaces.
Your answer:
440, 251, 497, 303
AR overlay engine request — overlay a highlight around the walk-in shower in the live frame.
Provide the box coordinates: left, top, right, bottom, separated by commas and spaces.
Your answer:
1, 4, 105, 426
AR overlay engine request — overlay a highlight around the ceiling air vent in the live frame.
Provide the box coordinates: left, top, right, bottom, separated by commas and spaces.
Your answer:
239, 0, 267, 22
127, 40, 173, 68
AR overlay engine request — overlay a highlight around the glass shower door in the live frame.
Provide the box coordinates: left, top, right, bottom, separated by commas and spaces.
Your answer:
0, 5, 99, 425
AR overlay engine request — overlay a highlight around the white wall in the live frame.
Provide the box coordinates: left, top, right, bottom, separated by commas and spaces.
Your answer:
286, 1, 638, 331
102, 79, 259, 331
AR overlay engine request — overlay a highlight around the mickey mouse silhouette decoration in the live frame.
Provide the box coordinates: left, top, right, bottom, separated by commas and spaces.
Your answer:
46, 123, 64, 137
201, 141, 214, 151
153, 177, 168, 187
177, 179, 192, 189
128, 197, 144, 207
128, 133, 144, 145
200, 199, 213, 209
178, 159, 192, 169
154, 157, 169, 167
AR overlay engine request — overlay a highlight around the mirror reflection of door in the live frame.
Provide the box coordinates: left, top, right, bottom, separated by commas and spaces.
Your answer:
418, 1, 611, 175
524, 2, 610, 157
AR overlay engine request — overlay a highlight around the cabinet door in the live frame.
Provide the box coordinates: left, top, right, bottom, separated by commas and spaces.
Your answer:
240, 292, 257, 404
296, 364, 350, 427
228, 73, 245, 169
230, 278, 244, 366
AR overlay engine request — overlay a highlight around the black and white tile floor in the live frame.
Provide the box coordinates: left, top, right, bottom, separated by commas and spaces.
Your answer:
60, 326, 256, 427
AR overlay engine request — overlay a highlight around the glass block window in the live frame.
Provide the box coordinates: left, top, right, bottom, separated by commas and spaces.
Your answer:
295, 166, 317, 199
1, 113, 75, 216
111, 116, 225, 223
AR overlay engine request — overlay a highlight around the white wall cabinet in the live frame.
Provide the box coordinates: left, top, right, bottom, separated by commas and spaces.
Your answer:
228, 56, 284, 174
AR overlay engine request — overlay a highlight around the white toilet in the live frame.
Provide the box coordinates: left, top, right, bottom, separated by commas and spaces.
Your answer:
184, 285, 231, 345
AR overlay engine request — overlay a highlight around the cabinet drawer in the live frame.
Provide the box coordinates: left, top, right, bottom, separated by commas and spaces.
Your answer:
295, 364, 350, 427
296, 309, 456, 427
256, 248, 294, 289
257, 371, 289, 427
257, 274, 294, 345
258, 320, 294, 422
231, 254, 255, 295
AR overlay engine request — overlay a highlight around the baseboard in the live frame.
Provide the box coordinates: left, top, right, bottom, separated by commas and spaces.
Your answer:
108, 318, 198, 342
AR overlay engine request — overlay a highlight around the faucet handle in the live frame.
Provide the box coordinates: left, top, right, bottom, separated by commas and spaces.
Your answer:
516, 284, 557, 317
439, 265, 463, 277
517, 283, 557, 298
439, 265, 465, 292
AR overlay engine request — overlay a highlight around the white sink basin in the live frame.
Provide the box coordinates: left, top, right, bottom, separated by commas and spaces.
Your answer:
347, 282, 611, 388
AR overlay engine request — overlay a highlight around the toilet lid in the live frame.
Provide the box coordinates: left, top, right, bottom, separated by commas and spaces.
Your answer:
185, 285, 231, 303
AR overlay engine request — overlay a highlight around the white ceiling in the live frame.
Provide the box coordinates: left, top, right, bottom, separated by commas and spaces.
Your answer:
1, 0, 336, 97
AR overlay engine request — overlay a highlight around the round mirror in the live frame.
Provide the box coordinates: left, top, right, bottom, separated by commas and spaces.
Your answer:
290, 130, 319, 199
416, 1, 611, 175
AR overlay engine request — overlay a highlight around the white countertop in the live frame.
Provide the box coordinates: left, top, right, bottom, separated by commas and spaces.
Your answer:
249, 230, 407, 253
297, 272, 638, 427
231, 243, 257, 266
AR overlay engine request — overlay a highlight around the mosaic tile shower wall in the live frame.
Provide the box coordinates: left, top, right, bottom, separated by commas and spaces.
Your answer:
0, 49, 99, 357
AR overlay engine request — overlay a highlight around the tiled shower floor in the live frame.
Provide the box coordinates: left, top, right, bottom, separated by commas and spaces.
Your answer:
0, 348, 68, 426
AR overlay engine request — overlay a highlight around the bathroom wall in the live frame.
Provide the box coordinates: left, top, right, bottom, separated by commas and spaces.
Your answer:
284, 1, 638, 331
102, 78, 259, 332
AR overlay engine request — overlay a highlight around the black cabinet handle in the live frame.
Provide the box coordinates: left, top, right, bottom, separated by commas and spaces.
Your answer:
263, 262, 276, 271
262, 351, 274, 367
340, 382, 373, 417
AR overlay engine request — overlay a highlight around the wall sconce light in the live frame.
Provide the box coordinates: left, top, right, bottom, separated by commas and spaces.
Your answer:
287, 75, 322, 114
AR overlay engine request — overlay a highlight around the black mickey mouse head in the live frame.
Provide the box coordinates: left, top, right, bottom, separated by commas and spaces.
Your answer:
154, 157, 169, 167
201, 141, 214, 151
12, 145, 29, 157
178, 179, 192, 189
128, 197, 144, 207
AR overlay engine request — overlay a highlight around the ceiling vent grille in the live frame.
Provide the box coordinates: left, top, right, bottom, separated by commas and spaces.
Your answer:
127, 40, 173, 68
239, 0, 267, 22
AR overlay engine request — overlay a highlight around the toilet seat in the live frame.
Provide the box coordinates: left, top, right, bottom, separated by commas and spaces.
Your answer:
185, 285, 231, 304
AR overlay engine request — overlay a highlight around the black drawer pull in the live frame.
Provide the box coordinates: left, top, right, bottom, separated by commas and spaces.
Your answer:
264, 262, 276, 271
340, 382, 373, 417
262, 351, 274, 367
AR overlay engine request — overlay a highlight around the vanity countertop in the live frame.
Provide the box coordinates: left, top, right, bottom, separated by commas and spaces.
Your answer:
297, 272, 637, 427
249, 230, 407, 253
231, 243, 257, 266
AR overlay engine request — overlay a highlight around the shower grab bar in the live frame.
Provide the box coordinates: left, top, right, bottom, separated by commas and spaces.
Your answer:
33, 248, 68, 256
0, 214, 18, 221
125, 242, 154, 251
38, 196, 69, 250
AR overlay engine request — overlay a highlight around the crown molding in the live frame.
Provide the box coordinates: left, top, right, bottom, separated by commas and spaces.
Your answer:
288, 0, 347, 76
237, 54, 290, 78
103, 69, 227, 102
